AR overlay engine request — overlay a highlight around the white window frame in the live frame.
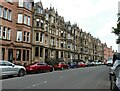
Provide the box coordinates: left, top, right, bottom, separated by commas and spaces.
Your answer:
0, 26, 2, 38
23, 31, 27, 42
18, 14, 23, 23
7, 28, 11, 40
17, 31, 22, 41
40, 32, 44, 43
8, 10, 12, 21
27, 32, 30, 42
45, 14, 49, 21
28, 16, 30, 26
0, 6, 2, 17
3, 8, 7, 19
35, 32, 39, 42
3, 27, 7, 39
18, 0, 23, 7
24, 15, 27, 24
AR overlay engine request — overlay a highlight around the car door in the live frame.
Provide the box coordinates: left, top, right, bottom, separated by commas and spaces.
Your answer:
0, 61, 8, 76
4, 61, 18, 75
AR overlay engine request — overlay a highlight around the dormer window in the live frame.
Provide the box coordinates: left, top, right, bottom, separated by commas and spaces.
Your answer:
37, 7, 42, 14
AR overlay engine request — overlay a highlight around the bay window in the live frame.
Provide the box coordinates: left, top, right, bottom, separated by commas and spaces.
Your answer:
8, 10, 12, 21
3, 8, 7, 19
18, 14, 23, 23
17, 31, 22, 41
24, 15, 27, 24
0, 26, 2, 38
18, 0, 23, 7
7, 28, 11, 40
27, 32, 30, 42
0, 6, 2, 17
28, 16, 30, 26
3, 27, 7, 39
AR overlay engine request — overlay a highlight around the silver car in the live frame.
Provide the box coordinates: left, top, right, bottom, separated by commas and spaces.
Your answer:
0, 60, 26, 77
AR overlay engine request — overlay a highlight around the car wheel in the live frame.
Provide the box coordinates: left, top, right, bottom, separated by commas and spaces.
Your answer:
50, 68, 53, 72
18, 69, 25, 77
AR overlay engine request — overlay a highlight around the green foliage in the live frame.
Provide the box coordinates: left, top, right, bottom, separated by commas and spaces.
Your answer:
112, 21, 120, 44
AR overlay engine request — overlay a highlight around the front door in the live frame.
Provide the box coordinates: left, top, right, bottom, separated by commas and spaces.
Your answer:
8, 49, 13, 63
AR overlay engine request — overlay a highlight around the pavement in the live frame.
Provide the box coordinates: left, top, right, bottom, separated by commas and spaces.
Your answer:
2, 65, 110, 89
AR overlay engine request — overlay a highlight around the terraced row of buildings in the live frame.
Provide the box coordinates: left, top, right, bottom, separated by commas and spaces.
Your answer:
0, 0, 114, 65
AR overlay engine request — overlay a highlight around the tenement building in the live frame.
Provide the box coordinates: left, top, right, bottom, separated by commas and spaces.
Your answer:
0, 0, 34, 65
0, 0, 113, 65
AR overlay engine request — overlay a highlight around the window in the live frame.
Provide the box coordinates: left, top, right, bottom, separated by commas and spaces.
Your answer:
35, 47, 39, 57
36, 19, 39, 27
2, 48, 5, 60
68, 53, 70, 58
24, 15, 27, 24
56, 30, 59, 35
40, 20, 44, 28
27, 32, 30, 42
3, 27, 7, 39
18, 0, 23, 7
51, 17, 54, 23
23, 31, 27, 42
40, 47, 43, 57
3, 8, 7, 19
0, 6, 2, 17
61, 31, 63, 37
8, 10, 11, 20
45, 14, 49, 21
27, 50, 29, 61
0, 26, 2, 38
68, 44, 70, 48
36, 32, 39, 41
17, 31, 22, 41
40, 32, 43, 42
28, 16, 30, 26
61, 41, 63, 48
37, 7, 42, 14
7, 28, 11, 40
61, 52, 63, 58
16, 49, 21, 60
23, 50, 26, 61
18, 14, 23, 23
24, 0, 31, 10
45, 35, 48, 44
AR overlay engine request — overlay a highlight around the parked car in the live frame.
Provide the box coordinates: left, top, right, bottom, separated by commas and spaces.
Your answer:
68, 62, 79, 68
85, 61, 94, 66
0, 60, 26, 77
109, 53, 120, 90
53, 62, 69, 70
78, 62, 86, 67
106, 58, 113, 66
25, 62, 54, 73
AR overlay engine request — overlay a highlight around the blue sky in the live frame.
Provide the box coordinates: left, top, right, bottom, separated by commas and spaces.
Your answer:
34, 0, 119, 51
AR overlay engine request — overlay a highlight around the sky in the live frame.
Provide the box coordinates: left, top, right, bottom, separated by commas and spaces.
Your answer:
34, 0, 119, 51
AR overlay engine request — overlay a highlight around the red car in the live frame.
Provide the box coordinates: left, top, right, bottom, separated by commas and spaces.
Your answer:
78, 62, 86, 67
53, 62, 69, 70
25, 62, 54, 73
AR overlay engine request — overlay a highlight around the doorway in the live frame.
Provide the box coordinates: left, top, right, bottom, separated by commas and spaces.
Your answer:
8, 49, 13, 63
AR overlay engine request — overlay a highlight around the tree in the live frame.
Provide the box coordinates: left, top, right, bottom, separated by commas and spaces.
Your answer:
112, 17, 120, 44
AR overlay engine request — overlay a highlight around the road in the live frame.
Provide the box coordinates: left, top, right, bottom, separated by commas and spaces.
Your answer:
2, 65, 110, 89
